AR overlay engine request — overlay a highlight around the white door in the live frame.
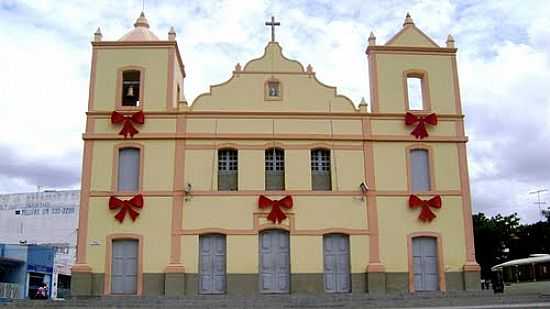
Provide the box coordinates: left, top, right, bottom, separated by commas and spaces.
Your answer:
259, 230, 290, 293
111, 239, 138, 294
199, 234, 226, 294
324, 234, 351, 293
413, 237, 439, 291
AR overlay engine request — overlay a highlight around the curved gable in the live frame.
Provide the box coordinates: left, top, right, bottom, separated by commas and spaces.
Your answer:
191, 42, 356, 113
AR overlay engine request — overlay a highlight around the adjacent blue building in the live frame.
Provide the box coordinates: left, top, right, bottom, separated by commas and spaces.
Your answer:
0, 244, 55, 299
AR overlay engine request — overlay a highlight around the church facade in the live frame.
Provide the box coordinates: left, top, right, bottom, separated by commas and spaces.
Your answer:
71, 12, 480, 296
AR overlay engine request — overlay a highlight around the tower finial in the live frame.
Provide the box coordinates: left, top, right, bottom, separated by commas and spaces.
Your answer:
446, 34, 455, 48
168, 26, 176, 41
403, 12, 414, 27
359, 97, 368, 112
94, 27, 103, 42
134, 11, 150, 28
368, 32, 376, 46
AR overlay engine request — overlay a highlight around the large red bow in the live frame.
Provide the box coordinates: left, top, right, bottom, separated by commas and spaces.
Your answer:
409, 195, 442, 222
111, 111, 145, 138
108, 194, 144, 223
258, 195, 293, 224
405, 112, 437, 139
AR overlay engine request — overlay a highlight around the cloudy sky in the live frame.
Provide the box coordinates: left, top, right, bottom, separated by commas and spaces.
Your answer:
0, 0, 549, 223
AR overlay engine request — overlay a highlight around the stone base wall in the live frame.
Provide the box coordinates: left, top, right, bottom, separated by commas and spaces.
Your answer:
71, 271, 479, 296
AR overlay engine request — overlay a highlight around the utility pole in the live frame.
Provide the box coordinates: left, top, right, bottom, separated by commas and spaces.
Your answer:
529, 189, 547, 220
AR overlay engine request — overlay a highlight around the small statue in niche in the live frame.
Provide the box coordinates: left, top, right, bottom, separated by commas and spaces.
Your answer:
268, 81, 280, 97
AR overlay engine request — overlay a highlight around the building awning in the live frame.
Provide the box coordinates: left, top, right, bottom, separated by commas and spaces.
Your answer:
491, 254, 550, 271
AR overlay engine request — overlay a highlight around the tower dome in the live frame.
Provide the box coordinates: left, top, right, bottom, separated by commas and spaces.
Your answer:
119, 12, 160, 41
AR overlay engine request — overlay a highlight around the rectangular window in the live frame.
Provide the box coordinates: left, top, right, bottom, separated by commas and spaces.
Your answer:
407, 77, 423, 110
410, 149, 431, 192
218, 149, 238, 191
122, 70, 141, 107
118, 148, 140, 192
265, 148, 285, 191
311, 149, 332, 191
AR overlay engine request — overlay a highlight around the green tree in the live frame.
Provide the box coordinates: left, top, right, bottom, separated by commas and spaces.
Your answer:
473, 212, 520, 279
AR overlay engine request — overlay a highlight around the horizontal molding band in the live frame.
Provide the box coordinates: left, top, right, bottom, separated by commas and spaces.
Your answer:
88, 190, 462, 197
83, 133, 468, 143
87, 110, 465, 120
177, 227, 371, 236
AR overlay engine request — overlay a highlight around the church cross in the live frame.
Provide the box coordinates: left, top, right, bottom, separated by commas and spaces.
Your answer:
265, 16, 280, 42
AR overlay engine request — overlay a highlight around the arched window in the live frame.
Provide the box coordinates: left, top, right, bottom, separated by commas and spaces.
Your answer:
406, 76, 424, 110
265, 148, 285, 191
218, 148, 238, 191
311, 148, 331, 191
122, 70, 141, 107
409, 148, 431, 192
118, 147, 140, 192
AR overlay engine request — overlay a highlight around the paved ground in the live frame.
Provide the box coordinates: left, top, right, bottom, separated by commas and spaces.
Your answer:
2, 281, 549, 308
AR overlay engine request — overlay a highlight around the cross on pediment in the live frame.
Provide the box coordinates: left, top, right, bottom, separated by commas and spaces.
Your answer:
265, 16, 280, 42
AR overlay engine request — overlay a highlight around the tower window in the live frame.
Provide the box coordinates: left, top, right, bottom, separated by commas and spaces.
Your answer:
407, 77, 423, 110
118, 147, 140, 192
410, 148, 431, 192
122, 70, 141, 107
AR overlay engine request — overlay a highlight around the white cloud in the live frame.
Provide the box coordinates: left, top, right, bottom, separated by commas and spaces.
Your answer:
1, 1, 550, 223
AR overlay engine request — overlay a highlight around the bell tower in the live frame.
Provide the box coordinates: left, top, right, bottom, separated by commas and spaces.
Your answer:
365, 13, 480, 293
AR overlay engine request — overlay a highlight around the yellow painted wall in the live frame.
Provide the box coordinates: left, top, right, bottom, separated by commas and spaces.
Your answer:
89, 140, 175, 192
94, 118, 176, 134
93, 48, 169, 111
291, 236, 322, 273
86, 196, 172, 273
377, 196, 466, 272
373, 143, 407, 191
238, 150, 265, 190
350, 235, 369, 273
375, 54, 456, 114
371, 119, 456, 136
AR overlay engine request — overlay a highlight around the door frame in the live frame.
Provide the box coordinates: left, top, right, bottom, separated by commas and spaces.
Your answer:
323, 233, 351, 293
258, 229, 291, 294
407, 232, 446, 293
104, 233, 144, 295
198, 233, 227, 295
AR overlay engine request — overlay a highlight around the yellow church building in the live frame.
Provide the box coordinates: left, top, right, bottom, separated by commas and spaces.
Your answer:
71, 12, 480, 296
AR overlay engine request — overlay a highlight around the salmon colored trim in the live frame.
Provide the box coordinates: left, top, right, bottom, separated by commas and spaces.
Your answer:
405, 144, 437, 193
75, 140, 94, 266
85, 118, 95, 134
368, 53, 380, 113
367, 46, 456, 55
104, 233, 144, 296
111, 143, 144, 194
166, 48, 175, 111
407, 232, 446, 293
264, 78, 283, 101
87, 189, 461, 198
183, 143, 363, 151
362, 118, 384, 271
87, 111, 464, 120
168, 113, 186, 267
403, 69, 432, 112
93, 41, 178, 47
457, 143, 479, 267
451, 55, 463, 115
87, 48, 98, 111
84, 133, 468, 143
115, 66, 145, 111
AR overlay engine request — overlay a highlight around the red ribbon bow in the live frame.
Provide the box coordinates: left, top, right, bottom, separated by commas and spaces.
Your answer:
108, 194, 144, 223
111, 111, 145, 138
405, 112, 437, 139
258, 195, 293, 224
408, 194, 442, 222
